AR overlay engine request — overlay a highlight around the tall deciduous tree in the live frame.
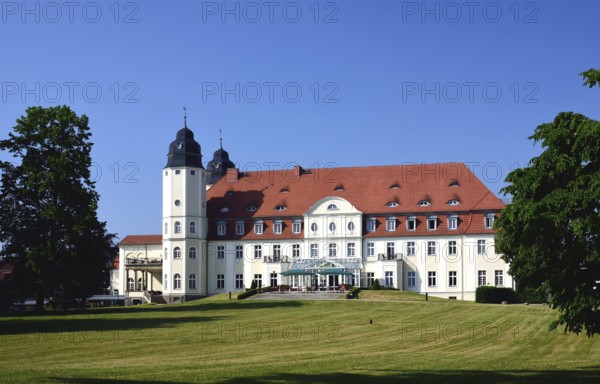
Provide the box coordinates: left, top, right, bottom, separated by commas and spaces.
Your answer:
0, 106, 116, 310
496, 70, 600, 336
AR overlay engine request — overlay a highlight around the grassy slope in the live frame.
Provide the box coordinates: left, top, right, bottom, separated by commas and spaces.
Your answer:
1, 293, 599, 383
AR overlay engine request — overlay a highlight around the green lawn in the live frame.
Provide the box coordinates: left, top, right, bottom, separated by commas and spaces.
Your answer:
1, 292, 599, 383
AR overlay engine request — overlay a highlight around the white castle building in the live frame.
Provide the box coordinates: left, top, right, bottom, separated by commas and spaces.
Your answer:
111, 120, 513, 303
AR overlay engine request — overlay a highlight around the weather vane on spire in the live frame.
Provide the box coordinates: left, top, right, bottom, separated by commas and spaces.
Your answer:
219, 129, 223, 149
183, 105, 187, 128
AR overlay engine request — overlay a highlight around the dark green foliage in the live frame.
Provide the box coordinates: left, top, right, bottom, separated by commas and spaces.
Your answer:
0, 106, 116, 310
517, 286, 549, 304
238, 286, 274, 299
372, 279, 381, 290
495, 70, 600, 336
346, 286, 360, 299
475, 286, 519, 304
581, 68, 600, 88
249, 280, 257, 291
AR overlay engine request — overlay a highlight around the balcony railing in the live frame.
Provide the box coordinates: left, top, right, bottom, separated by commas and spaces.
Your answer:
377, 253, 404, 261
125, 258, 163, 267
263, 256, 291, 263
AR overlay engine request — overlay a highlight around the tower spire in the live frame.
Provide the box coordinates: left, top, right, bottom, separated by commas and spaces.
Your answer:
183, 105, 187, 128
219, 129, 223, 149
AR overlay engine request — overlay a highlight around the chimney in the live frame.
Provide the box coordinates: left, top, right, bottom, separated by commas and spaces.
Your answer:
294, 165, 303, 178
226, 167, 239, 182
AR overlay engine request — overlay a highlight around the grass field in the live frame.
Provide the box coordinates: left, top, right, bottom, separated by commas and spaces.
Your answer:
1, 291, 599, 383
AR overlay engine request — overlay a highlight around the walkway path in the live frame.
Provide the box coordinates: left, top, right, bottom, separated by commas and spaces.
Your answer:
250, 292, 347, 300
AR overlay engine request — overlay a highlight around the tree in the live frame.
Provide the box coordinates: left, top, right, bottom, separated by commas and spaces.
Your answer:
0, 106, 116, 310
496, 70, 600, 336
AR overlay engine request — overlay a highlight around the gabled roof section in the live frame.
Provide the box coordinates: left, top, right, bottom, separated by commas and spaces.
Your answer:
119, 235, 162, 246
207, 163, 504, 219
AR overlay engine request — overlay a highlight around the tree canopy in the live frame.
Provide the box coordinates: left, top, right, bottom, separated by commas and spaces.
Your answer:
0, 106, 116, 310
496, 70, 600, 336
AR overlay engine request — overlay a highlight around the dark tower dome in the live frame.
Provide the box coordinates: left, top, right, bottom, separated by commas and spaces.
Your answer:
206, 130, 235, 184
165, 117, 204, 169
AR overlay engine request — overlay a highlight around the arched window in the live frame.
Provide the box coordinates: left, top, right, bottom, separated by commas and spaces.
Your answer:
311, 222, 318, 232
189, 274, 196, 289
128, 277, 134, 291
164, 222, 168, 234
174, 274, 181, 289
189, 247, 197, 259
190, 221, 196, 234
174, 247, 182, 259
174, 221, 181, 233
348, 222, 355, 232
164, 247, 168, 260
137, 277, 143, 291
163, 274, 168, 290
329, 222, 336, 232
327, 203, 338, 211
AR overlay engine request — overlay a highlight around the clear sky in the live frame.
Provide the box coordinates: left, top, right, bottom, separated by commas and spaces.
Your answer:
1, 0, 599, 240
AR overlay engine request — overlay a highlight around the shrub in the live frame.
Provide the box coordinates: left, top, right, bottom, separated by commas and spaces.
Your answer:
371, 279, 381, 290
249, 280, 257, 291
475, 286, 519, 304
517, 286, 548, 304
346, 286, 360, 299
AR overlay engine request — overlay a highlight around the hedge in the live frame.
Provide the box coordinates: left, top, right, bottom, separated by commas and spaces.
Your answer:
237, 286, 275, 300
475, 286, 519, 304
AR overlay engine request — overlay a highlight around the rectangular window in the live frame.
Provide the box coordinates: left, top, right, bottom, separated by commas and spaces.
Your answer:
407, 271, 416, 287
495, 270, 504, 286
273, 244, 281, 261
254, 274, 262, 288
367, 272, 375, 287
217, 222, 226, 236
478, 270, 487, 286
273, 220, 282, 234
427, 216, 437, 230
386, 242, 395, 257
328, 243, 337, 257
191, 170, 196, 175
477, 240, 486, 255
254, 245, 262, 259
235, 274, 244, 289
235, 221, 244, 235
292, 244, 300, 257
448, 241, 457, 255
270, 272, 278, 287
217, 274, 225, 289
406, 216, 416, 231
310, 243, 318, 257
347, 243, 355, 257
385, 271, 394, 287
235, 245, 243, 259
292, 220, 301, 234
428, 271, 437, 287
485, 214, 495, 228
217, 245, 225, 260
406, 242, 416, 256
254, 221, 263, 235
449, 271, 457, 287
448, 215, 458, 230
386, 217, 396, 231
367, 242, 375, 256
427, 241, 436, 256
367, 218, 376, 232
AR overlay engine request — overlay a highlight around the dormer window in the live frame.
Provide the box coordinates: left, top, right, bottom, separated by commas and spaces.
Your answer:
327, 203, 338, 211
247, 205, 257, 212
273, 220, 283, 234
427, 216, 438, 230
292, 219, 302, 234
367, 217, 376, 232
406, 216, 417, 231
448, 199, 460, 206
334, 184, 344, 191
418, 200, 431, 207
275, 205, 287, 211
449, 180, 460, 187
485, 213, 495, 228
386, 217, 396, 231
387, 201, 399, 208
448, 215, 458, 230
220, 206, 230, 213
217, 221, 226, 236
254, 220, 264, 235
389, 183, 400, 189
280, 187, 289, 193
226, 190, 234, 196
235, 221, 245, 235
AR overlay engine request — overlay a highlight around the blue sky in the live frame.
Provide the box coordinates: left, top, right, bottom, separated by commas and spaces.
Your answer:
1, 0, 599, 239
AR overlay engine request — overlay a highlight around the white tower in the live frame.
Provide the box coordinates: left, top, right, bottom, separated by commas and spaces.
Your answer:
162, 113, 208, 302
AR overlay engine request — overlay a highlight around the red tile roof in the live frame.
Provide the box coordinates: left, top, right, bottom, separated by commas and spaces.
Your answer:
206, 163, 503, 239
119, 235, 162, 245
